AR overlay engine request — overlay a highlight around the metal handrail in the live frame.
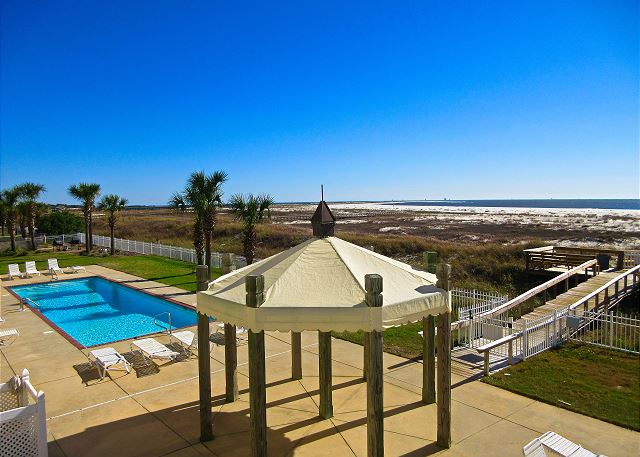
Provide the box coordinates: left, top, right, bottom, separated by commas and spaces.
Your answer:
153, 312, 172, 334
21, 297, 41, 311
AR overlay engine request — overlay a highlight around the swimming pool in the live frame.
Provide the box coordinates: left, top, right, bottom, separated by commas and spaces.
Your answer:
10, 277, 198, 347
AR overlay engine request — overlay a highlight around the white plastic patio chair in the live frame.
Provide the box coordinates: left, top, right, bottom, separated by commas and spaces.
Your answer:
8, 264, 24, 279
25, 261, 42, 277
0, 328, 19, 345
68, 265, 86, 274
89, 347, 130, 380
131, 338, 181, 362
48, 258, 64, 276
523, 431, 601, 457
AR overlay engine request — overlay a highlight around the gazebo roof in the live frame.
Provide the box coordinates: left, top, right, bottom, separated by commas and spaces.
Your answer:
197, 236, 449, 332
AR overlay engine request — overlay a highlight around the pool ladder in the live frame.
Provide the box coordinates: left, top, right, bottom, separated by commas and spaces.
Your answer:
21, 297, 41, 312
153, 312, 173, 334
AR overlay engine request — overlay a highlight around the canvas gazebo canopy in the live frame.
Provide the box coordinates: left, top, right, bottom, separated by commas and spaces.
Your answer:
194, 200, 453, 456
197, 236, 448, 332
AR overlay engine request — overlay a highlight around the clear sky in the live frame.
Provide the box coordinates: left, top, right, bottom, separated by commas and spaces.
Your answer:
1, 1, 638, 204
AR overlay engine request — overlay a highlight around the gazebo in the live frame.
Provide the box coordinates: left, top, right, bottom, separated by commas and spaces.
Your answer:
195, 200, 452, 456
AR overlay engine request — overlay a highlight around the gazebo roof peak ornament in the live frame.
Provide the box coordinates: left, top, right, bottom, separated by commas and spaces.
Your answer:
311, 184, 336, 237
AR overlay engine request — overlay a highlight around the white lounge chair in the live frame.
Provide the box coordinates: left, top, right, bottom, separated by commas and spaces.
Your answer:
68, 265, 86, 273
131, 338, 181, 362
8, 264, 24, 279
0, 328, 19, 345
48, 258, 64, 276
214, 322, 248, 343
170, 330, 197, 351
25, 261, 42, 277
89, 347, 130, 380
523, 431, 601, 457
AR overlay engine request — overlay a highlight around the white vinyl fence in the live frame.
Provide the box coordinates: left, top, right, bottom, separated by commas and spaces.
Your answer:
0, 369, 47, 457
46, 233, 248, 268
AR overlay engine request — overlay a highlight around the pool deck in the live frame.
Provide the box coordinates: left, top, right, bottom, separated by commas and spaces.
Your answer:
1, 266, 638, 457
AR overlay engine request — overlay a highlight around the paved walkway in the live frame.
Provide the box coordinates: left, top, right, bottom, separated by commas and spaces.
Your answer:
1, 267, 638, 456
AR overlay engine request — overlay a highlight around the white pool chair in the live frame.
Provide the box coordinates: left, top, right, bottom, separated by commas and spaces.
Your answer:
89, 347, 130, 380
0, 328, 19, 345
8, 264, 24, 279
48, 258, 64, 276
131, 338, 181, 362
170, 330, 215, 353
25, 261, 42, 277
523, 431, 601, 457
170, 330, 196, 350
68, 265, 86, 274
214, 322, 248, 342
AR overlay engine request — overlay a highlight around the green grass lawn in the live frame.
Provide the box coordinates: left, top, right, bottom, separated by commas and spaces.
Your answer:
484, 342, 640, 430
0, 251, 221, 292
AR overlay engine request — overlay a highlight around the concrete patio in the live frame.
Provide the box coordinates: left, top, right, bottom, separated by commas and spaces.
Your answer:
1, 266, 638, 456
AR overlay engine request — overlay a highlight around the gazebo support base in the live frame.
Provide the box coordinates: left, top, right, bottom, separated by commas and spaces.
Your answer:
422, 315, 435, 404
249, 329, 267, 456
436, 311, 451, 448
225, 323, 239, 402
318, 331, 333, 419
291, 332, 302, 380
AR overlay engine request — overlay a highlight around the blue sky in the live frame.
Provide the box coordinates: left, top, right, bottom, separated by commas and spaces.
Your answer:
1, 1, 638, 204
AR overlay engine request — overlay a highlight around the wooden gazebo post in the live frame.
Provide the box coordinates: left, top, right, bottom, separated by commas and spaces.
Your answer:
365, 274, 384, 457
196, 265, 213, 442
222, 253, 239, 402
318, 331, 333, 418
291, 332, 302, 379
436, 264, 452, 448
247, 274, 267, 456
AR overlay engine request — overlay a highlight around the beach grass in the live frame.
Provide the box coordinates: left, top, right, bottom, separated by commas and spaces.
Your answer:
0, 251, 221, 292
484, 342, 640, 430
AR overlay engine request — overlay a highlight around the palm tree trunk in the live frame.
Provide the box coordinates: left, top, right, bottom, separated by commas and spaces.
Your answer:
29, 206, 36, 250
205, 231, 212, 274
110, 223, 115, 255
8, 220, 16, 251
194, 218, 205, 265
244, 228, 256, 265
88, 210, 93, 251
84, 211, 90, 253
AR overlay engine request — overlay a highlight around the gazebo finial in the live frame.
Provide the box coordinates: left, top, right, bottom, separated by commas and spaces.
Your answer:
311, 185, 336, 237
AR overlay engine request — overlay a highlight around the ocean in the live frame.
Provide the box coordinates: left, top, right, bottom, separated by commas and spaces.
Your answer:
384, 199, 640, 210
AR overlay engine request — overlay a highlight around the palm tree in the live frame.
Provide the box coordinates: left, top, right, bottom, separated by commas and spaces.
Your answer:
172, 171, 228, 272
68, 183, 101, 253
98, 194, 128, 255
0, 186, 23, 251
229, 193, 274, 265
16, 182, 46, 249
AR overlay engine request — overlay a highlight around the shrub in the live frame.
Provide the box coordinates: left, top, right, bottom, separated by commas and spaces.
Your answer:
37, 210, 84, 235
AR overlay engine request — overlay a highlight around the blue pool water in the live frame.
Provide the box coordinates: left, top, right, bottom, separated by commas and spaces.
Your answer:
10, 277, 197, 347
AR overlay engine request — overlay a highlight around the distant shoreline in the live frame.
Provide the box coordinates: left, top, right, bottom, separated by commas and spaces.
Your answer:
381, 199, 640, 211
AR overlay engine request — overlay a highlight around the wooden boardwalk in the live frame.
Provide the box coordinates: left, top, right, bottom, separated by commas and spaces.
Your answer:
515, 270, 624, 324
450, 269, 637, 381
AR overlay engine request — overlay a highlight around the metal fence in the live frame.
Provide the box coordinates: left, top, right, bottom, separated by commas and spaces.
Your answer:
451, 288, 508, 320
569, 310, 640, 354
